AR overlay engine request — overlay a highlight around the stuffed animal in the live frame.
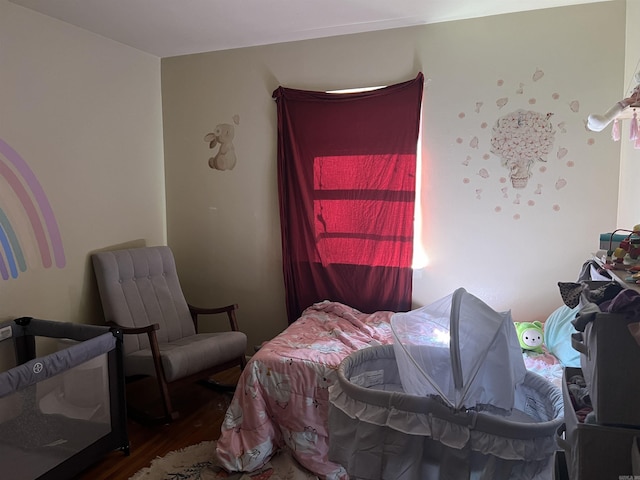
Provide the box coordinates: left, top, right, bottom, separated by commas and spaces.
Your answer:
205, 123, 237, 171
514, 321, 544, 353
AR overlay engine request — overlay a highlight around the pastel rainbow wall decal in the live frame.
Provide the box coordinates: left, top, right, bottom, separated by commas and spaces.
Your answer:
0, 138, 65, 280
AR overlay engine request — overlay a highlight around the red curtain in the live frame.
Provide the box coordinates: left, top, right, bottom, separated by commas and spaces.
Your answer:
273, 73, 424, 324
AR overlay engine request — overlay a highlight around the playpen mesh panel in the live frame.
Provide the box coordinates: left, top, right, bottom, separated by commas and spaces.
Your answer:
0, 319, 120, 479
0, 359, 113, 479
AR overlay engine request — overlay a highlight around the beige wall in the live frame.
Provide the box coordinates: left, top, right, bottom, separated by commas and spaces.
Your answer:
162, 2, 626, 349
0, 1, 166, 325
0, 0, 630, 355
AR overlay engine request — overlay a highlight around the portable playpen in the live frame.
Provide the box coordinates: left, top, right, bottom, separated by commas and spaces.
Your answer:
0, 317, 128, 480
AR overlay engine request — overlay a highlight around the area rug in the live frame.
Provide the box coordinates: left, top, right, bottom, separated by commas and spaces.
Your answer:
129, 441, 319, 480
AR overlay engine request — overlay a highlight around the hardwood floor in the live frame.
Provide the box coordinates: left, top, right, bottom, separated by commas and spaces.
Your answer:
75, 367, 242, 480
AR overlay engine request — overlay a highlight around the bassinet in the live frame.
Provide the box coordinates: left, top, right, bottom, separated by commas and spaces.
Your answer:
328, 289, 564, 480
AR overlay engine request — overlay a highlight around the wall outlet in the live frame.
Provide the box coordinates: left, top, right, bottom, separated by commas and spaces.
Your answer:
0, 326, 12, 341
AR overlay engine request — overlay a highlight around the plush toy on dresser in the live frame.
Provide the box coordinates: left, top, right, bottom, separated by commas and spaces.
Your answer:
514, 321, 545, 353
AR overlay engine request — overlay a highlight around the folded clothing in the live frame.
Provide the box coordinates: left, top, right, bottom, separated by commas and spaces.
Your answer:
557, 281, 622, 309
566, 373, 593, 423
570, 287, 640, 331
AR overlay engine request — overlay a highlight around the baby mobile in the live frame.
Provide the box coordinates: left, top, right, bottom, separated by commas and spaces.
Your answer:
586, 71, 640, 146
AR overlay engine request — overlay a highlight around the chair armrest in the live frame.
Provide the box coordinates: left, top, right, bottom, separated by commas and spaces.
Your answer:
188, 303, 240, 332
107, 321, 159, 335
107, 321, 164, 387
189, 304, 238, 316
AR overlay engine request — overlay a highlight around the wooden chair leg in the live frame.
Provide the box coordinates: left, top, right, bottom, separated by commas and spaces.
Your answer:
148, 330, 177, 423
156, 374, 178, 422
199, 356, 246, 393
198, 378, 237, 393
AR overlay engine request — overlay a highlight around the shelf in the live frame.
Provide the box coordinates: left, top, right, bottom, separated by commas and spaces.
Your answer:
592, 253, 640, 294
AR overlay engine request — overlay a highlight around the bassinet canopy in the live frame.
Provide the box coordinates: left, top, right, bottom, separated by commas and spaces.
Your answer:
391, 287, 526, 411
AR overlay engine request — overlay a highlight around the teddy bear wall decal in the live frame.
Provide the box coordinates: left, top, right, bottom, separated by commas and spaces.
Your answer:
204, 115, 240, 171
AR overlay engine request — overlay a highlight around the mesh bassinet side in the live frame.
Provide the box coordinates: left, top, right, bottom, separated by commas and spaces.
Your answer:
329, 345, 564, 480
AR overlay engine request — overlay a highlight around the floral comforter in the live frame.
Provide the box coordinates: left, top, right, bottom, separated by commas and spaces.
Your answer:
215, 301, 563, 479
216, 301, 395, 479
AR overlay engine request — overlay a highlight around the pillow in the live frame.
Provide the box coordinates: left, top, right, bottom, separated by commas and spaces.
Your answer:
543, 304, 581, 367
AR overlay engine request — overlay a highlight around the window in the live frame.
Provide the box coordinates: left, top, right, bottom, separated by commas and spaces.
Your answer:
273, 73, 424, 323
313, 154, 415, 267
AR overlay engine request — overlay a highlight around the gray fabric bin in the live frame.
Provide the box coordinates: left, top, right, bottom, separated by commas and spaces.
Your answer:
571, 311, 640, 427
558, 367, 640, 480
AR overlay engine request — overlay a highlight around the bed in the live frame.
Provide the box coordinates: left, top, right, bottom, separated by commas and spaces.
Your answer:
215, 300, 567, 480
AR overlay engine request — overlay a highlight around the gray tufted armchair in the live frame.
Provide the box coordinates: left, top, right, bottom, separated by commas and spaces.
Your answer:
91, 246, 247, 424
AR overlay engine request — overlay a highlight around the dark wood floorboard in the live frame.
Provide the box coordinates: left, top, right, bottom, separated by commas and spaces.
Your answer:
74, 367, 242, 480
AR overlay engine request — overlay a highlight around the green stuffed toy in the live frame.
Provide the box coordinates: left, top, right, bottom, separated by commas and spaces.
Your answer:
514, 321, 544, 353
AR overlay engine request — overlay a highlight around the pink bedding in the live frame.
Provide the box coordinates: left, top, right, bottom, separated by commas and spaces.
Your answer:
216, 301, 394, 479
522, 348, 564, 390
215, 301, 563, 479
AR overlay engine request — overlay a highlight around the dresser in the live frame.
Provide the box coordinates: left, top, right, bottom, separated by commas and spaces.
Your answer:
555, 257, 640, 479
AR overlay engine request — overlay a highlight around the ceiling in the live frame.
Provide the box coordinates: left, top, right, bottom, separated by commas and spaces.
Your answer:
10, 0, 610, 58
